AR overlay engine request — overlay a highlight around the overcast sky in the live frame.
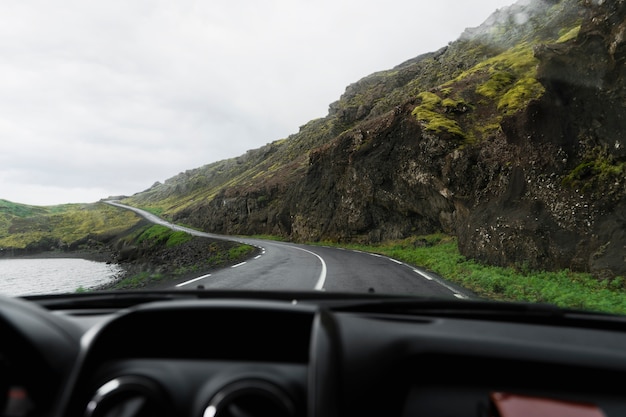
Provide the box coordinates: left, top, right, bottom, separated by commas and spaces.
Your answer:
0, 0, 515, 206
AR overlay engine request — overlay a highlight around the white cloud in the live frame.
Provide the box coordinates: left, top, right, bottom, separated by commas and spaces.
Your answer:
0, 0, 515, 205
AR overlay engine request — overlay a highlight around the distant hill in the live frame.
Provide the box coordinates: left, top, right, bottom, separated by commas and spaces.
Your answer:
0, 200, 140, 254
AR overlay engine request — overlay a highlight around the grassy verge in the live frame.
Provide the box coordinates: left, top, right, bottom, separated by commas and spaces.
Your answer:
108, 271, 168, 290
314, 234, 626, 315
246, 234, 287, 241
136, 225, 194, 247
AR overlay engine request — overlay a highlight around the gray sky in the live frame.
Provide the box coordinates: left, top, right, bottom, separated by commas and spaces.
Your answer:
0, 0, 514, 206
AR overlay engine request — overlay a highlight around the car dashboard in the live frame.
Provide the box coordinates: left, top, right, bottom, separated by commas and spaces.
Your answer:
1, 291, 626, 417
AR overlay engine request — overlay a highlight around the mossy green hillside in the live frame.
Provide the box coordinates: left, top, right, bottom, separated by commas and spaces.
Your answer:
0, 202, 140, 250
0, 199, 50, 218
472, 43, 545, 115
409, 41, 545, 146
119, 0, 583, 220
123, 118, 334, 219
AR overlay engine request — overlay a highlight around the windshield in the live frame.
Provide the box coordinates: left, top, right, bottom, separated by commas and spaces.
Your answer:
0, 0, 624, 316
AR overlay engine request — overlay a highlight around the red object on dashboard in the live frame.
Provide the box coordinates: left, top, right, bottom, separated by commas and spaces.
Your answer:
490, 392, 606, 417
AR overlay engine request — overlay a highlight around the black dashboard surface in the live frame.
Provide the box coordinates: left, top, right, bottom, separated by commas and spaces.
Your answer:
2, 291, 626, 417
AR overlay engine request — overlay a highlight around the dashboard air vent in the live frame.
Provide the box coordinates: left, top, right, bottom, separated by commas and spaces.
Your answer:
203, 379, 296, 417
84, 375, 168, 417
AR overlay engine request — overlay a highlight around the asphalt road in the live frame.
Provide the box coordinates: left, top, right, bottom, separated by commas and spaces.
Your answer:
106, 201, 472, 299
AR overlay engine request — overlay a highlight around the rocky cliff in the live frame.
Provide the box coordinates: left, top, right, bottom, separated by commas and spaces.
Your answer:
126, 0, 625, 279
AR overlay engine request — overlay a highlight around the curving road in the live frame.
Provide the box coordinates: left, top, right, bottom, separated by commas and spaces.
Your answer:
105, 201, 472, 299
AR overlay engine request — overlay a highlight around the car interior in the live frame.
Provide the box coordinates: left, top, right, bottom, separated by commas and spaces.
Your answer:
2, 290, 625, 417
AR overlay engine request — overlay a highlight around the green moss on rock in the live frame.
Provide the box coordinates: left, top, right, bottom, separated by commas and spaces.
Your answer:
412, 92, 466, 138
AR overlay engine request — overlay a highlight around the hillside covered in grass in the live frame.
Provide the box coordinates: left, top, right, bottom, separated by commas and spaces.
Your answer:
0, 200, 140, 255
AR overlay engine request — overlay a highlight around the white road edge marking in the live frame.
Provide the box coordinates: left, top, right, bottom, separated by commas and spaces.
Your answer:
388, 258, 404, 265
413, 268, 468, 299
413, 269, 432, 280
176, 274, 211, 287
176, 248, 263, 287
287, 246, 327, 291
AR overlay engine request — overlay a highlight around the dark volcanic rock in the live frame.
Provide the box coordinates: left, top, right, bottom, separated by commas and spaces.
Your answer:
458, 0, 626, 276
289, 106, 457, 242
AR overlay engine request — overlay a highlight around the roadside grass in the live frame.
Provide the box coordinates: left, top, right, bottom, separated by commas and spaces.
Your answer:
204, 242, 256, 264
314, 234, 626, 315
228, 244, 256, 260
247, 234, 287, 241
110, 271, 167, 289
136, 225, 194, 248
76, 272, 167, 291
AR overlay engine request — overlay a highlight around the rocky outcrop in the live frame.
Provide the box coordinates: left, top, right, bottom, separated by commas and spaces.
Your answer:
288, 106, 458, 243
452, 0, 626, 278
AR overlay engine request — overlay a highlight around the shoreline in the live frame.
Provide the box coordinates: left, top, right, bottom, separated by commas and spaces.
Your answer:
1, 237, 260, 292
0, 250, 194, 291
0, 249, 116, 263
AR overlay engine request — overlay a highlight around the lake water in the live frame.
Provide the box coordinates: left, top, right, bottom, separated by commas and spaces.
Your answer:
0, 258, 123, 297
